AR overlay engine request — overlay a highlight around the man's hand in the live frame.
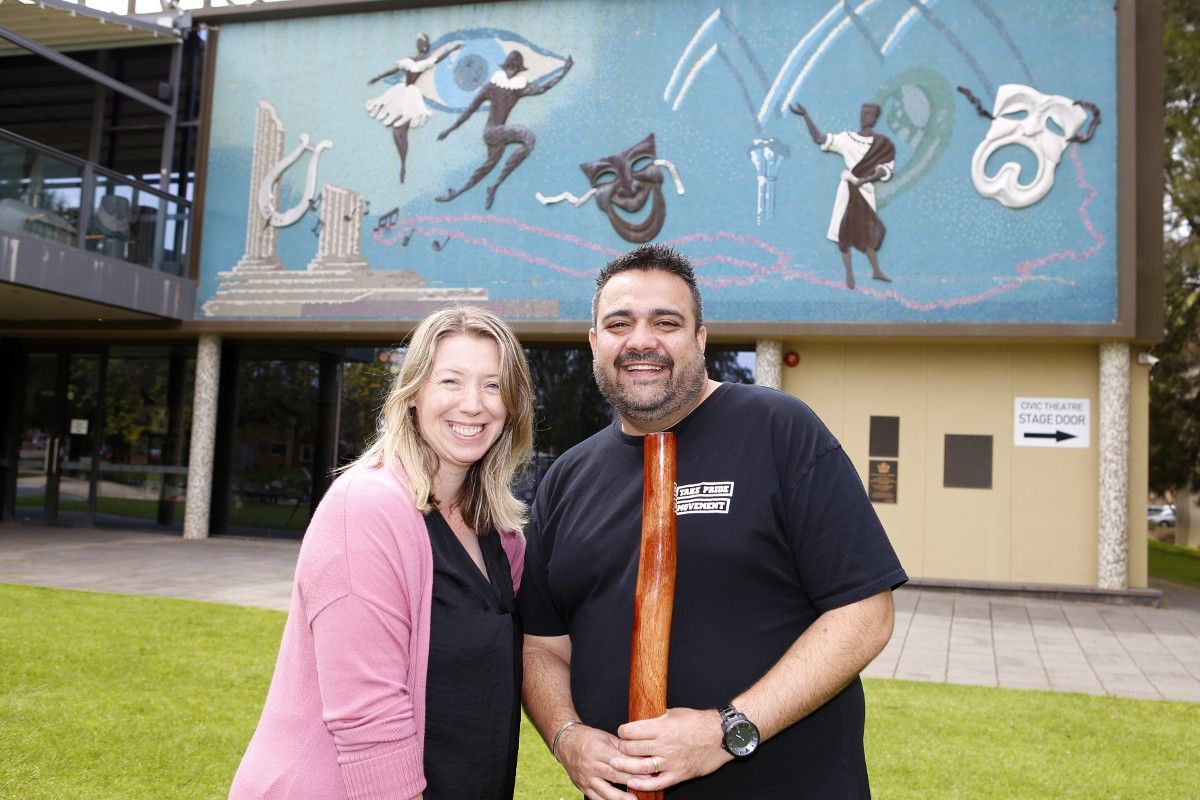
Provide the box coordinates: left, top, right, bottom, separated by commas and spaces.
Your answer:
789, 102, 808, 117
556, 723, 638, 800
612, 708, 733, 793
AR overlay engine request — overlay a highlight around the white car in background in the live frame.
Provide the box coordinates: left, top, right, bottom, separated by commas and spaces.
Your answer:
1148, 505, 1176, 528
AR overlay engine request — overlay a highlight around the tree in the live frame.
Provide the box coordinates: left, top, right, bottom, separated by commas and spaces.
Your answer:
1148, 0, 1200, 498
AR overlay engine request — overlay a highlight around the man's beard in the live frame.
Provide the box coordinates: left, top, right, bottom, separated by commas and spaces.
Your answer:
593, 347, 708, 431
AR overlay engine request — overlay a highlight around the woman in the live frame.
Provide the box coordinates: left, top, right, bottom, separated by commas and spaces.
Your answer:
366, 34, 461, 183
229, 305, 534, 800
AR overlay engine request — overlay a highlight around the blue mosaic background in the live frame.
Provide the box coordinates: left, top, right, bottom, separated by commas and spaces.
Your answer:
198, 0, 1119, 325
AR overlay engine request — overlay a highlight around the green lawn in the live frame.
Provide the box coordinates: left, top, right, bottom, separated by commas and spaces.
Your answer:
1149, 538, 1200, 588
2, 583, 1199, 799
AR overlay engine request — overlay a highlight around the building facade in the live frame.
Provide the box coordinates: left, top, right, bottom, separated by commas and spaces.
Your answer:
0, 0, 1164, 594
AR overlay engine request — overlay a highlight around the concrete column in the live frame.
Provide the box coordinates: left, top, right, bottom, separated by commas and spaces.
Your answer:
1098, 341, 1130, 589
183, 335, 221, 540
755, 339, 782, 389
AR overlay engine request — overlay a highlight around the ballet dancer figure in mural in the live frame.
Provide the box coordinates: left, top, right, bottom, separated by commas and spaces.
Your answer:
791, 102, 895, 290
366, 35, 461, 183
436, 50, 573, 209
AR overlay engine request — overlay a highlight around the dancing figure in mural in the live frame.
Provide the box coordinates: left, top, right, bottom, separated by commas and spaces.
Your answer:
436, 50, 573, 209
791, 102, 895, 290
366, 35, 461, 183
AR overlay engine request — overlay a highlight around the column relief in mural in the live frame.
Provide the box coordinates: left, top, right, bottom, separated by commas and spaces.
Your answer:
233, 101, 286, 272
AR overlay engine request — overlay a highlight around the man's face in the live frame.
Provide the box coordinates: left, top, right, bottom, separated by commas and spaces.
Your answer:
860, 104, 880, 129
589, 269, 708, 435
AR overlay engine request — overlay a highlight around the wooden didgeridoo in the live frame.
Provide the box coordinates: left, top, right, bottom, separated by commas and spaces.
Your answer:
627, 431, 678, 800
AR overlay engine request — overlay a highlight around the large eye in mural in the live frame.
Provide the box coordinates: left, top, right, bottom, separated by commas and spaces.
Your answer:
579, 134, 667, 244
418, 29, 570, 112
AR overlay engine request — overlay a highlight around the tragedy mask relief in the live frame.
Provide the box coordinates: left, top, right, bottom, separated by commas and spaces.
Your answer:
970, 83, 1096, 209
537, 134, 684, 243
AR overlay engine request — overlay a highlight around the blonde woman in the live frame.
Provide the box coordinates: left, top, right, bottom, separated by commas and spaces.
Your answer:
230, 306, 534, 800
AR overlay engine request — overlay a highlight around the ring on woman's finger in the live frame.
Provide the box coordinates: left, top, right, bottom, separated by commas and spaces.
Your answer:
650, 756, 660, 773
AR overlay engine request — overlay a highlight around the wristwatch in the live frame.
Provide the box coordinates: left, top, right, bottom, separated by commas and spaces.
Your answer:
718, 703, 760, 758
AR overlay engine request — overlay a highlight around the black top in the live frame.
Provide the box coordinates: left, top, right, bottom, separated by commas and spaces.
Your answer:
423, 510, 521, 800
518, 382, 907, 799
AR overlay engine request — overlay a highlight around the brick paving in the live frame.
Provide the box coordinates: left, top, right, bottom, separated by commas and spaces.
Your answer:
3, 523, 1199, 702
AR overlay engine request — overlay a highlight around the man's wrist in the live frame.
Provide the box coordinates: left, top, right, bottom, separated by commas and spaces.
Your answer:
718, 703, 761, 759
550, 719, 582, 759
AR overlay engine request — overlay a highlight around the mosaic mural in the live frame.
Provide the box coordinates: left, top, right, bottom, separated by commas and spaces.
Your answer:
197, 0, 1118, 325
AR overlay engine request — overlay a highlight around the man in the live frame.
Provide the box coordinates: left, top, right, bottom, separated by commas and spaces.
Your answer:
790, 102, 895, 290
436, 50, 573, 209
519, 243, 907, 799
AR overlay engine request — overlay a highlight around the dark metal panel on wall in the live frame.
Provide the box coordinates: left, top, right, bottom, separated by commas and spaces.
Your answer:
1129, 0, 1165, 344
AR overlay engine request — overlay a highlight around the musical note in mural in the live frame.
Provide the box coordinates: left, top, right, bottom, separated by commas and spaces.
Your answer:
311, 218, 324, 237
431, 234, 452, 252
374, 206, 400, 231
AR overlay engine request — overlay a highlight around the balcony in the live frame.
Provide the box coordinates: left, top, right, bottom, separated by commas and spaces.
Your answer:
0, 128, 195, 321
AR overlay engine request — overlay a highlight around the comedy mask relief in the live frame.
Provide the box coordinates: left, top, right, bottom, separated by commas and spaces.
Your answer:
536, 133, 685, 244
970, 84, 1089, 209
579, 134, 667, 243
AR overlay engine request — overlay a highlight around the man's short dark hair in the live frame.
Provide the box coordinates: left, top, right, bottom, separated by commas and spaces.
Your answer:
592, 244, 704, 330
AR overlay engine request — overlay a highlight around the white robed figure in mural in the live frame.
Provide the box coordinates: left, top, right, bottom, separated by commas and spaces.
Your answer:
366, 34, 461, 183
792, 102, 895, 290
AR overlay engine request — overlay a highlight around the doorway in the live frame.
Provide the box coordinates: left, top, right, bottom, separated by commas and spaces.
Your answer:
11, 350, 102, 525
3, 345, 193, 528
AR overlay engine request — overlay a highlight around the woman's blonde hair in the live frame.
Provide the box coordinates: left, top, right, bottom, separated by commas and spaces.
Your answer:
353, 305, 534, 533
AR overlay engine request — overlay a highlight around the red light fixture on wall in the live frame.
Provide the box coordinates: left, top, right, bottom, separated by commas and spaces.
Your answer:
783, 351, 800, 367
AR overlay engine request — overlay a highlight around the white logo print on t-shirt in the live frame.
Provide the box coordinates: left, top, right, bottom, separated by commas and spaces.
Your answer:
674, 481, 734, 515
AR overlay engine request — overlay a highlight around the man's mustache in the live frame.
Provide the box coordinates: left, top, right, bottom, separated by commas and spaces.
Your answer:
615, 351, 673, 369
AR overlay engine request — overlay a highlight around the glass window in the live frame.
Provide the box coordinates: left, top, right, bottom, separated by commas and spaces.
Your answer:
337, 347, 396, 465
99, 349, 194, 527
229, 357, 319, 534
512, 343, 755, 504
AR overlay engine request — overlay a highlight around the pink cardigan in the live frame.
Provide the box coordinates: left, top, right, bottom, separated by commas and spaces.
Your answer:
229, 457, 525, 800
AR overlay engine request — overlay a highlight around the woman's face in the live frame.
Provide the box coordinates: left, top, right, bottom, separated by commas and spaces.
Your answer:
413, 333, 507, 477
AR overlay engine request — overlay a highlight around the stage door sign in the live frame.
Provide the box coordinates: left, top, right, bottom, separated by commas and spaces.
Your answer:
1013, 398, 1090, 449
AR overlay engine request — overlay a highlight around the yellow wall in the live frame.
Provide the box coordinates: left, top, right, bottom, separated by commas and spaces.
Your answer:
780, 342, 1145, 589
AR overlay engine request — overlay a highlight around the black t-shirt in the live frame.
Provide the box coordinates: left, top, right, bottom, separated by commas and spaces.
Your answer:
423, 511, 521, 800
518, 382, 907, 799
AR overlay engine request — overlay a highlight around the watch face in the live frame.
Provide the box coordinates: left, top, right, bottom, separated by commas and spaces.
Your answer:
725, 720, 759, 757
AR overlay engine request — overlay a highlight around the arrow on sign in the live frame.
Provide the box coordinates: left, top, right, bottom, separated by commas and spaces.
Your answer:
1023, 430, 1077, 442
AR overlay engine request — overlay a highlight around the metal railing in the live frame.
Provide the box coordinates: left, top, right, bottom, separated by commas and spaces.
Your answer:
57, 0, 292, 16
0, 128, 192, 276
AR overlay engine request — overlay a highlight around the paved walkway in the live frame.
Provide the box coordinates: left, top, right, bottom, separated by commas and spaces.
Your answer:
3, 523, 1200, 703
